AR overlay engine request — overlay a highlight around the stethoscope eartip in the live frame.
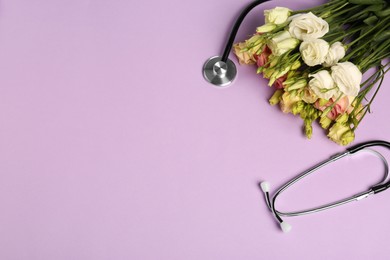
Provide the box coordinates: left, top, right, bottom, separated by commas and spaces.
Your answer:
280, 221, 292, 233
260, 181, 270, 193
203, 56, 237, 87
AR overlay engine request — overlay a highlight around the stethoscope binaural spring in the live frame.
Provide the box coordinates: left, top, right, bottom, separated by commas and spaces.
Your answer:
260, 140, 390, 233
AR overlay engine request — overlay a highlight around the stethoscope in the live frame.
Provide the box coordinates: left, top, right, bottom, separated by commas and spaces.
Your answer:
203, 0, 270, 87
260, 140, 390, 233
202, 1, 390, 233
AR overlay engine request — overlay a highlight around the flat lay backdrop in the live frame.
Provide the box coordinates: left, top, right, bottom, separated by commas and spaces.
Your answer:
1, 0, 390, 259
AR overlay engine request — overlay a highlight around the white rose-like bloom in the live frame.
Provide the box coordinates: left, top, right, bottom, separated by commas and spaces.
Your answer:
323, 42, 346, 67
308, 70, 337, 100
268, 30, 300, 56
265, 7, 292, 25
300, 39, 329, 66
331, 62, 362, 97
289, 12, 329, 40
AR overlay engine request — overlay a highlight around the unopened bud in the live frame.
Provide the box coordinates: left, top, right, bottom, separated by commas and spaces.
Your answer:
263, 68, 274, 79
336, 113, 349, 124
256, 23, 277, 33
320, 115, 332, 129
287, 79, 307, 91
304, 119, 313, 139
257, 67, 264, 74
291, 60, 301, 70
292, 101, 305, 115
269, 89, 284, 105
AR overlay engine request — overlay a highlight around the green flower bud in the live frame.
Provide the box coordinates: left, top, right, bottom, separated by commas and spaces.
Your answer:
269, 67, 289, 86
290, 90, 298, 98
277, 38, 300, 50
304, 119, 313, 139
291, 60, 301, 70
336, 113, 349, 124
309, 107, 320, 120
269, 55, 279, 68
269, 89, 284, 105
292, 101, 305, 115
283, 78, 296, 87
274, 66, 291, 79
269, 75, 277, 86
263, 68, 275, 79
256, 23, 277, 33
257, 67, 264, 74
320, 116, 332, 129
287, 79, 307, 91
246, 34, 264, 45
287, 70, 297, 79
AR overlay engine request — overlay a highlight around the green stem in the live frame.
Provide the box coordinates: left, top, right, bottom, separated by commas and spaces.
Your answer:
346, 16, 390, 48
353, 68, 388, 130
291, 0, 347, 16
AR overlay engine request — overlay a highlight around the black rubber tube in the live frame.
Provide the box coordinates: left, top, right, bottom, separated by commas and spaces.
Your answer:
221, 0, 270, 62
347, 140, 390, 154
347, 140, 390, 193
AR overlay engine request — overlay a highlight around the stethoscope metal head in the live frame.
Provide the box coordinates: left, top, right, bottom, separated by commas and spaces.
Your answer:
203, 56, 237, 87
203, 0, 270, 87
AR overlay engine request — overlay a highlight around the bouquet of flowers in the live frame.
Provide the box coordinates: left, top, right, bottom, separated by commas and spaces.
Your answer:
234, 0, 390, 145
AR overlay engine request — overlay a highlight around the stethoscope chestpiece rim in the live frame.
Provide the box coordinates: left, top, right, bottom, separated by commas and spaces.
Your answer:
203, 56, 237, 87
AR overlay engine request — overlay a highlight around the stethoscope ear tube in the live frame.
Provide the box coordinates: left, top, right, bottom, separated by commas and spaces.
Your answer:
220, 0, 270, 62
347, 140, 390, 154
348, 141, 390, 194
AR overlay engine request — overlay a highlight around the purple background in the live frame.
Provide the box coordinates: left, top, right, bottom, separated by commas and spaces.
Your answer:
1, 0, 390, 259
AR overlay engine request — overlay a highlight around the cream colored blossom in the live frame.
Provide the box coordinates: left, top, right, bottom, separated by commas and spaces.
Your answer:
323, 42, 346, 67
308, 70, 336, 100
300, 39, 330, 66
265, 7, 292, 25
331, 62, 362, 97
289, 12, 329, 40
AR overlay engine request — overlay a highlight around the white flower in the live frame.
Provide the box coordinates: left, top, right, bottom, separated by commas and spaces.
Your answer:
331, 62, 362, 97
268, 31, 300, 56
288, 12, 329, 40
300, 39, 329, 66
308, 70, 337, 100
323, 42, 346, 67
265, 7, 292, 25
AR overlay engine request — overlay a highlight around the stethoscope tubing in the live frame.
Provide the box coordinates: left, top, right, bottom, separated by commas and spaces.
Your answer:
221, 0, 269, 62
262, 141, 390, 232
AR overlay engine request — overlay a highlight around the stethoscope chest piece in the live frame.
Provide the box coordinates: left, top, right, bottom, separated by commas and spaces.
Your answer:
203, 56, 237, 87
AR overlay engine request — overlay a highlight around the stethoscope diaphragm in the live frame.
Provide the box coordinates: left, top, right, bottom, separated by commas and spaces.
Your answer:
203, 56, 237, 87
